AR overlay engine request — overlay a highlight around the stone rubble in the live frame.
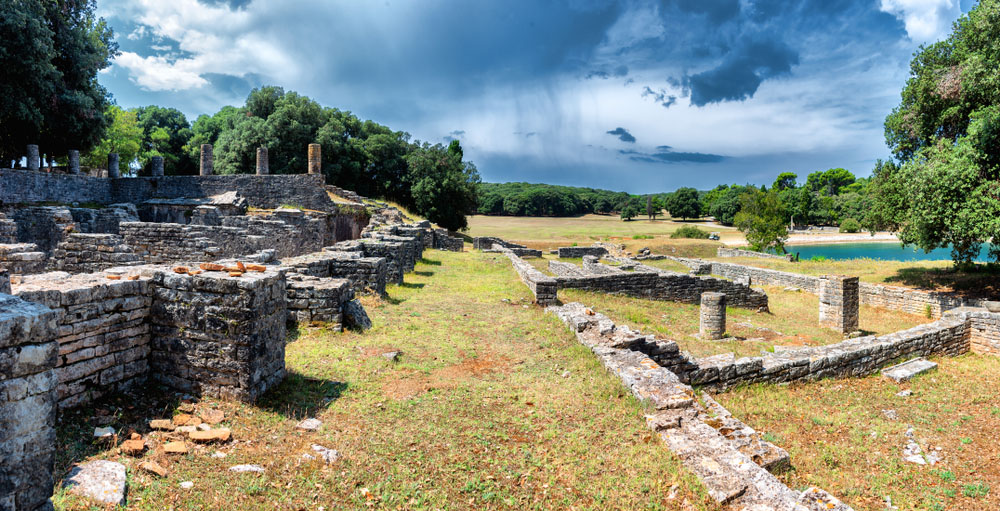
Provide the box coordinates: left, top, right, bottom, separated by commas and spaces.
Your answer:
62, 460, 127, 507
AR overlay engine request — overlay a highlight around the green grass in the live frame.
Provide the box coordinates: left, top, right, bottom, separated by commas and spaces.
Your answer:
52, 251, 711, 510
559, 285, 931, 359
716, 355, 1000, 510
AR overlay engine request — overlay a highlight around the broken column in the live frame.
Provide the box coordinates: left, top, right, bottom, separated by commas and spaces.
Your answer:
0, 293, 58, 511
68, 150, 80, 175
700, 292, 726, 340
200, 144, 213, 176
107, 153, 120, 179
151, 156, 164, 177
308, 143, 321, 175
819, 275, 859, 334
26, 145, 40, 171
256, 146, 269, 175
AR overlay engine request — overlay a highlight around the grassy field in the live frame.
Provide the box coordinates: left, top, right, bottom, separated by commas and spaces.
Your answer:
716, 355, 1000, 511
559, 286, 932, 359
52, 251, 711, 510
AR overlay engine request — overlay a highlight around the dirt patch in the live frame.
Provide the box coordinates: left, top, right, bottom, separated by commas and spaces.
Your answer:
382, 355, 513, 400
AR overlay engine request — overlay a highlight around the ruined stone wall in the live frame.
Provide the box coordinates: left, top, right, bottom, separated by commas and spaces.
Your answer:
13, 275, 152, 409
964, 308, 1000, 356
7, 207, 74, 254
0, 169, 112, 204
284, 250, 388, 295
149, 269, 287, 402
709, 261, 820, 291
0, 294, 58, 511
554, 271, 769, 310
69, 205, 139, 234
286, 275, 353, 330
0, 213, 18, 243
497, 248, 557, 305
717, 247, 794, 261
433, 228, 464, 252
558, 246, 608, 258
0, 244, 47, 275
0, 269, 9, 294
52, 234, 143, 274
332, 235, 424, 285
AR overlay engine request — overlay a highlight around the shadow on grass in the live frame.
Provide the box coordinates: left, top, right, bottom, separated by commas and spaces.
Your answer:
419, 257, 442, 266
882, 264, 1000, 299
399, 282, 425, 289
258, 371, 348, 420
413, 270, 434, 277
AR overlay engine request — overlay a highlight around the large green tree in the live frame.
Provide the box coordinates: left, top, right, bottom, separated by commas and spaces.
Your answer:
406, 140, 480, 230
667, 187, 702, 220
0, 0, 117, 164
734, 187, 789, 253
83, 105, 142, 172
134, 106, 194, 174
870, 0, 1000, 263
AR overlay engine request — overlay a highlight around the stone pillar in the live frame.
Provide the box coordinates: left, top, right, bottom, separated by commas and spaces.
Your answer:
68, 150, 80, 175
151, 156, 164, 177
256, 146, 269, 175
107, 153, 120, 179
200, 144, 213, 176
26, 145, 40, 171
699, 292, 726, 340
819, 275, 859, 334
308, 143, 321, 175
0, 294, 58, 511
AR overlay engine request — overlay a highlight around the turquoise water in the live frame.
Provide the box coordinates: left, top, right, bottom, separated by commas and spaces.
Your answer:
785, 242, 990, 262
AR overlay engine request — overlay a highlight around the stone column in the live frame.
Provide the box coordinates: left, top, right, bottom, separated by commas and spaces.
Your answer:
0, 294, 58, 511
26, 145, 40, 171
819, 275, 859, 334
200, 144, 213, 176
68, 150, 80, 175
699, 292, 727, 340
107, 153, 120, 179
308, 143, 321, 175
256, 146, 269, 175
151, 156, 164, 177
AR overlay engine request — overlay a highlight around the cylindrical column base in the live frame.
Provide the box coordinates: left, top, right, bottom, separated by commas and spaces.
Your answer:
200, 144, 213, 176
308, 143, 321, 175
151, 156, 164, 177
68, 150, 80, 175
107, 153, 120, 179
27, 145, 40, 171
256, 146, 269, 175
699, 292, 727, 340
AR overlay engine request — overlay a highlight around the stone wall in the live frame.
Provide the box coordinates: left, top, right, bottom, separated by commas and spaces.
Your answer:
286, 250, 387, 295
717, 247, 794, 261
149, 268, 287, 402
0, 213, 19, 243
962, 308, 1000, 356
7, 207, 74, 254
474, 237, 541, 257
0, 269, 9, 294
14, 274, 153, 409
819, 276, 859, 334
0, 244, 47, 275
558, 246, 608, 258
497, 247, 557, 305
52, 234, 143, 273
553, 270, 769, 310
69, 204, 138, 234
0, 293, 58, 511
286, 275, 353, 330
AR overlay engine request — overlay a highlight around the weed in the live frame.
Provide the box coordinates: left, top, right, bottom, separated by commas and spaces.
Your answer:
925, 304, 933, 318
937, 470, 955, 482
962, 482, 990, 498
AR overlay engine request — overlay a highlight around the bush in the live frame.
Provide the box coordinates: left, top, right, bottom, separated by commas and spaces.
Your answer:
839, 218, 861, 233
670, 225, 710, 239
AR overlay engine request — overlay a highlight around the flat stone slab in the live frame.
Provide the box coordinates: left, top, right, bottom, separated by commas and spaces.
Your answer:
881, 357, 937, 382
63, 460, 127, 506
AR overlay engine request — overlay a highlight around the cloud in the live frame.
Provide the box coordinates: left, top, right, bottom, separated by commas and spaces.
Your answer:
879, 0, 960, 42
607, 127, 636, 143
641, 86, 677, 108
114, 52, 210, 91
666, 0, 740, 23
620, 148, 726, 164
680, 36, 799, 106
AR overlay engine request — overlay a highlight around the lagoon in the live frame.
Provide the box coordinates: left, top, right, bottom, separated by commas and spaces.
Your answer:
785, 242, 989, 262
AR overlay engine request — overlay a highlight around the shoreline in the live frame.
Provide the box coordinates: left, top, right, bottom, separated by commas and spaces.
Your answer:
724, 232, 901, 247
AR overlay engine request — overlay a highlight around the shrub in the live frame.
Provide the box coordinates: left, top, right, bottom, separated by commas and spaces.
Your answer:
670, 225, 710, 239
809, 255, 828, 262
839, 218, 861, 233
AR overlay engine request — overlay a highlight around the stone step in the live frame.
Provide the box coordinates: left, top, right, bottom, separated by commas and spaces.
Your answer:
881, 357, 937, 382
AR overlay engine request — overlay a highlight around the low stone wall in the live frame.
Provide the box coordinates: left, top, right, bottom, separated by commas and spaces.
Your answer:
0, 243, 47, 275
52, 233, 143, 273
558, 246, 608, 258
0, 293, 58, 511
433, 228, 464, 252
717, 247, 794, 262
961, 307, 1000, 356
709, 261, 819, 291
0, 269, 9, 294
0, 213, 18, 243
554, 270, 769, 310
497, 247, 557, 305
285, 250, 388, 295
286, 276, 353, 330
149, 268, 287, 402
14, 274, 153, 409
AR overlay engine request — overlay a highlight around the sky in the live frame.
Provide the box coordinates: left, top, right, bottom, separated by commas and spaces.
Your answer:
96, 0, 978, 193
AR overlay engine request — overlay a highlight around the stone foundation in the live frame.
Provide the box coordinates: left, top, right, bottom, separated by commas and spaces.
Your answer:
819, 275, 859, 334
717, 247, 794, 261
0, 294, 58, 511
699, 292, 726, 339
286, 275, 353, 330
52, 233, 143, 273
558, 246, 608, 258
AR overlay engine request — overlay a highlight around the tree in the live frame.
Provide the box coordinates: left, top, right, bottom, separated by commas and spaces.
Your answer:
708, 185, 747, 226
806, 168, 855, 196
667, 187, 702, 220
83, 105, 142, 172
406, 140, 480, 231
772, 172, 798, 191
0, 0, 118, 164
734, 188, 789, 253
648, 195, 666, 220
134, 106, 194, 174
620, 197, 640, 221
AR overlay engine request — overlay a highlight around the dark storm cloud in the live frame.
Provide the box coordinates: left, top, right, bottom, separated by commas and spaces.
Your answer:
620, 148, 725, 164
641, 86, 677, 108
607, 127, 636, 143
680, 36, 798, 106
198, 0, 254, 10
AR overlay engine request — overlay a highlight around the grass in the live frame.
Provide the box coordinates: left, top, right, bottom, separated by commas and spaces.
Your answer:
51, 251, 711, 510
715, 355, 1000, 510
559, 285, 932, 359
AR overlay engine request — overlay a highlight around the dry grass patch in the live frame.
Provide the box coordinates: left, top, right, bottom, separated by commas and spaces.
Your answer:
52, 251, 711, 510
715, 355, 1000, 511
560, 286, 932, 359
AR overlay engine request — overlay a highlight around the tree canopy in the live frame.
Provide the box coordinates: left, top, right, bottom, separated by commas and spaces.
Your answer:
666, 187, 702, 220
